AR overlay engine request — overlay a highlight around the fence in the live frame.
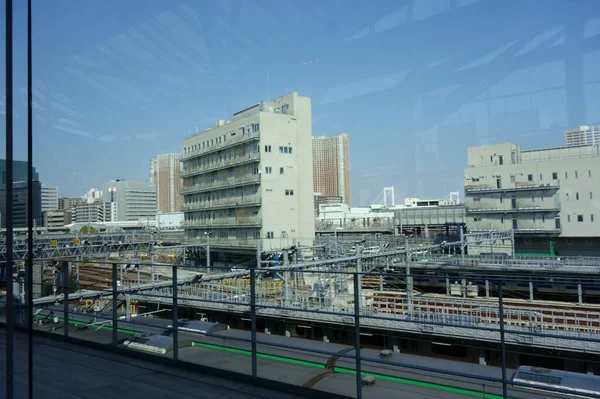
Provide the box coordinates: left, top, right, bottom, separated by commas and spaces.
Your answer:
4, 256, 600, 399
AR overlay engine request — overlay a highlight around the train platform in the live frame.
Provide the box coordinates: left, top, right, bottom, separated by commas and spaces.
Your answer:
0, 329, 309, 399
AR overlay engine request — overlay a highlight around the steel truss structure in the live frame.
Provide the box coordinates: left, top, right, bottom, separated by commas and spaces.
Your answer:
0, 233, 155, 261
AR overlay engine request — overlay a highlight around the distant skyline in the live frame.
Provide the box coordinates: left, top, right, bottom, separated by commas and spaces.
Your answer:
1, 0, 600, 205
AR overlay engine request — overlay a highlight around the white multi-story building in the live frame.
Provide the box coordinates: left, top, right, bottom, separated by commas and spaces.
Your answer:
102, 179, 156, 222
566, 125, 600, 148
44, 209, 73, 227
73, 201, 116, 223
41, 184, 58, 213
181, 92, 315, 249
82, 188, 102, 203
464, 143, 600, 255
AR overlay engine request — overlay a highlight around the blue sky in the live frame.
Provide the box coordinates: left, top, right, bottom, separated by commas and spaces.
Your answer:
1, 0, 600, 204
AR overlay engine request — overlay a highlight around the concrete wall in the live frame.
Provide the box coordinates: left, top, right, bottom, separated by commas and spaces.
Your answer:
259, 92, 314, 248
157, 212, 184, 230
465, 143, 600, 237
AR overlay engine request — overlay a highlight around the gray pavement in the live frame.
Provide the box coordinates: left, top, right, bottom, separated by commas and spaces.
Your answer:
0, 329, 309, 399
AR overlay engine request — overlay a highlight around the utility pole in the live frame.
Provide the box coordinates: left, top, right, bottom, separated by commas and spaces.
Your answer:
405, 236, 413, 315
355, 244, 362, 311
460, 227, 465, 265
283, 249, 290, 304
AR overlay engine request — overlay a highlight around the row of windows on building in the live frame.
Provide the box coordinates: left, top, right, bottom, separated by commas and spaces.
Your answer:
265, 166, 287, 175
184, 123, 260, 155
264, 145, 293, 154
550, 169, 592, 180
566, 192, 593, 200
473, 214, 594, 225
265, 230, 295, 239
501, 169, 594, 184
472, 191, 594, 203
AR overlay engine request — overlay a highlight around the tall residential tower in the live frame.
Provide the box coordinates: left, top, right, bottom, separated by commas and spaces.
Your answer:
181, 92, 315, 249
312, 134, 351, 206
566, 125, 600, 148
150, 153, 183, 212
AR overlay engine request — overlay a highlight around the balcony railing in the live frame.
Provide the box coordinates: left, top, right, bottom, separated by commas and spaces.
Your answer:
206, 238, 260, 248
184, 216, 261, 228
184, 196, 261, 211
182, 132, 260, 160
181, 175, 260, 195
470, 227, 561, 235
181, 153, 260, 178
465, 181, 559, 194
466, 206, 560, 214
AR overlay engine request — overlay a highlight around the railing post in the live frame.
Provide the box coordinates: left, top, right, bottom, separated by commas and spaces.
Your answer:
250, 261, 257, 378
353, 267, 362, 399
498, 281, 507, 399
63, 261, 69, 337
112, 263, 118, 344
172, 265, 179, 360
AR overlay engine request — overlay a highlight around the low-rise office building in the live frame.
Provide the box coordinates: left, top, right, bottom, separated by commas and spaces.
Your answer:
464, 143, 600, 255
102, 179, 157, 222
44, 210, 73, 227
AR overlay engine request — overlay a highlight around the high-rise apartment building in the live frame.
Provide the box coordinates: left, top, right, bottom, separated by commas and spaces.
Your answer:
102, 179, 157, 221
464, 143, 600, 256
566, 125, 600, 147
312, 134, 351, 206
150, 153, 183, 213
181, 92, 315, 249
41, 185, 58, 213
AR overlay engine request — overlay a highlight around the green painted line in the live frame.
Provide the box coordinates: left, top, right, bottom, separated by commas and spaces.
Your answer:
192, 341, 510, 398
335, 367, 508, 399
34, 314, 139, 335
192, 342, 325, 368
